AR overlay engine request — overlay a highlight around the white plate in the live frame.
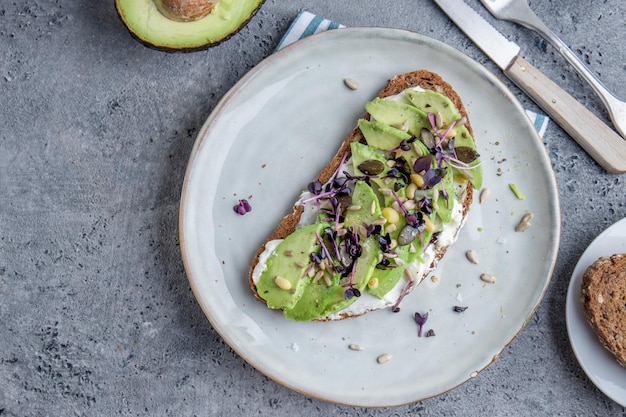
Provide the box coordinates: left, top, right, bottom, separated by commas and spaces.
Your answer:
179, 27, 560, 407
566, 218, 626, 407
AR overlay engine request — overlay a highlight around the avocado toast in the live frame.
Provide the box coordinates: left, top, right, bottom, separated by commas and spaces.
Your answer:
249, 70, 482, 321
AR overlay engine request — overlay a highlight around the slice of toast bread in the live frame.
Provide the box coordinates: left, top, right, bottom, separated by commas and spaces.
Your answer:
249, 70, 475, 320
580, 253, 626, 367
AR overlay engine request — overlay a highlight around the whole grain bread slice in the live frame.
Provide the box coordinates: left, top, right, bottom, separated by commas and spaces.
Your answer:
249, 69, 475, 319
580, 253, 626, 367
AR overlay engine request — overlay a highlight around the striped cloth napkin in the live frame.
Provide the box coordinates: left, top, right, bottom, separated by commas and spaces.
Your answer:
276, 10, 550, 137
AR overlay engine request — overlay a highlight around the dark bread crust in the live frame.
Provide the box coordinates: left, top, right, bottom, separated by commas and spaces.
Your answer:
249, 70, 475, 314
580, 254, 626, 367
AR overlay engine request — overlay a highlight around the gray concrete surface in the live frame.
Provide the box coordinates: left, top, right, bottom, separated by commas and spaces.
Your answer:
1, 0, 625, 415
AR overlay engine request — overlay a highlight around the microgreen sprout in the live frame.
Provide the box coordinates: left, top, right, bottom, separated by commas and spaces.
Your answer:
315, 230, 337, 273
302, 153, 350, 205
343, 264, 361, 299
425, 112, 481, 174
413, 155, 433, 174
387, 136, 419, 154
391, 279, 414, 312
233, 199, 252, 215
414, 311, 429, 337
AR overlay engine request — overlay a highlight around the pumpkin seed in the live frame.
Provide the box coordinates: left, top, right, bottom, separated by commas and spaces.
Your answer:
398, 225, 419, 246
357, 159, 385, 175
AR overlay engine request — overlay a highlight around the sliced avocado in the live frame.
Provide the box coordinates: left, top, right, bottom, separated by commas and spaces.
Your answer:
450, 125, 483, 189
256, 222, 327, 311
434, 170, 455, 223
343, 179, 383, 227
365, 98, 429, 136
319, 235, 380, 317
404, 89, 462, 124
115, 0, 265, 51
350, 142, 388, 177
283, 272, 340, 322
284, 181, 382, 321
358, 119, 412, 151
319, 182, 381, 315
350, 141, 404, 207
367, 244, 410, 299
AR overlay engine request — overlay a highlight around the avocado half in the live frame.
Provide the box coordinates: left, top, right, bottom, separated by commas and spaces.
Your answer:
115, 0, 266, 51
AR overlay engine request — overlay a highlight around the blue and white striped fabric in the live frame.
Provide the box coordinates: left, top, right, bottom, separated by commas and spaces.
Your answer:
276, 10, 550, 137
275, 11, 344, 51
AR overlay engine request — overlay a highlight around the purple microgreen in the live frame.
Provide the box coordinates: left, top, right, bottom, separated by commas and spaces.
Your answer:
307, 180, 322, 195
344, 286, 361, 299
424, 112, 482, 175
378, 233, 392, 253
423, 232, 440, 253
414, 311, 429, 337
391, 279, 415, 312
436, 121, 457, 147
427, 112, 437, 131
453, 306, 468, 313
315, 230, 336, 272
387, 136, 418, 154
376, 257, 394, 269
363, 222, 382, 237
440, 189, 449, 207
310, 251, 322, 264
343, 256, 361, 299
233, 199, 252, 215
413, 155, 433, 174
332, 152, 349, 184
422, 168, 443, 188
418, 196, 433, 215
344, 227, 362, 258
324, 227, 343, 263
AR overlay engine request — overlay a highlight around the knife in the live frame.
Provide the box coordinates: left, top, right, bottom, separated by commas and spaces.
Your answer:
433, 0, 626, 173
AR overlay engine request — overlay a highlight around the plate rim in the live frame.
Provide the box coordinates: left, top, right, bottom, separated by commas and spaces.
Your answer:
179, 26, 561, 407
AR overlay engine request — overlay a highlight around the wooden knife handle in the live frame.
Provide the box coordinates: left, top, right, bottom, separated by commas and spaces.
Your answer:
505, 55, 626, 173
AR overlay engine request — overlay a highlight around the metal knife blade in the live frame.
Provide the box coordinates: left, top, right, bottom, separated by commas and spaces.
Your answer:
434, 0, 519, 70
433, 0, 626, 173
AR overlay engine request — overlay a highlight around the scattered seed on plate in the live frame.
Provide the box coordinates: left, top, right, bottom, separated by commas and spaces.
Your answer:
343, 77, 359, 90
515, 212, 533, 232
480, 273, 496, 283
377, 353, 392, 364
479, 188, 490, 203
348, 344, 364, 351
465, 250, 479, 264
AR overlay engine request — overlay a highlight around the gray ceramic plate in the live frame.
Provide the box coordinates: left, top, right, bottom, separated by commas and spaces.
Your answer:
179, 27, 561, 407
566, 218, 626, 407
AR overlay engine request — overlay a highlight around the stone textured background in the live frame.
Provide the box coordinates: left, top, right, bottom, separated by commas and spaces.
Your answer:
1, 0, 625, 415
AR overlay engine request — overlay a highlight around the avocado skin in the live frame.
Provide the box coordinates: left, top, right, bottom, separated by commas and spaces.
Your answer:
115, 0, 266, 52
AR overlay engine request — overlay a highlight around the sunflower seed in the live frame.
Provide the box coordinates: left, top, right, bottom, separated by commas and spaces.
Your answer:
515, 212, 533, 232
343, 78, 359, 90
466, 250, 479, 264
377, 353, 392, 364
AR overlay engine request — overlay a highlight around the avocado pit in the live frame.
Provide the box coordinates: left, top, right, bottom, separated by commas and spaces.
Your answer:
154, 0, 218, 22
